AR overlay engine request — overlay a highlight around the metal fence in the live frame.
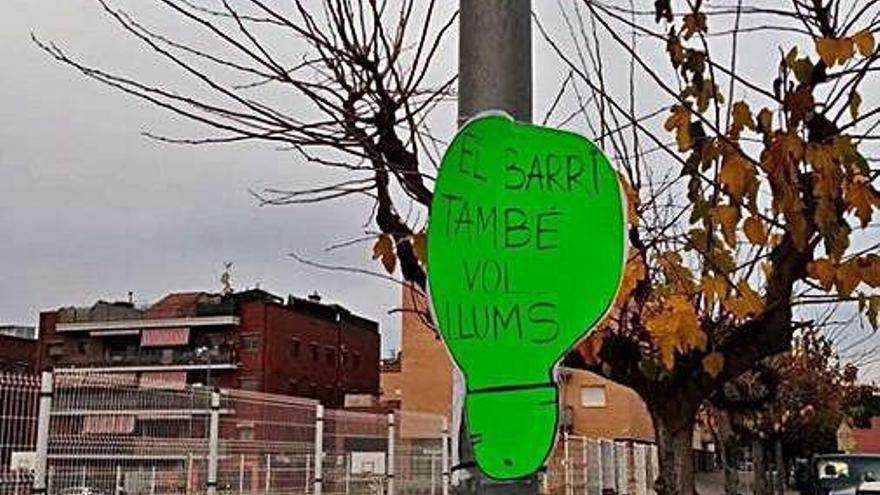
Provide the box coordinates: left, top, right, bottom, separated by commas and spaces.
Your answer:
542, 434, 658, 495
0, 371, 663, 495
0, 373, 40, 495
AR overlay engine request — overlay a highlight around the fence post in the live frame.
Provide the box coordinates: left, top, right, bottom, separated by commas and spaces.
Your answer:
313, 404, 324, 495
582, 438, 588, 495
207, 390, 220, 495
265, 454, 272, 493
239, 454, 245, 494
305, 454, 311, 493
387, 412, 395, 495
431, 453, 437, 495
115, 465, 122, 495
344, 453, 350, 495
186, 454, 193, 495
32, 371, 53, 495
564, 431, 572, 495
441, 417, 450, 495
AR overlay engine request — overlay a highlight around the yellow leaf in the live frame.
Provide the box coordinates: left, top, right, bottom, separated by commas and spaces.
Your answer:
757, 108, 774, 134
816, 37, 838, 65
836, 260, 862, 297
657, 251, 697, 294
664, 105, 692, 151
618, 250, 647, 302
723, 280, 764, 319
683, 13, 707, 40
791, 57, 814, 85
644, 295, 706, 370
701, 274, 729, 307
859, 254, 880, 288
816, 37, 855, 67
411, 232, 427, 267
849, 91, 862, 121
372, 234, 397, 274
807, 258, 837, 290
744, 216, 769, 246
854, 30, 877, 57
619, 172, 640, 226
867, 295, 880, 329
719, 153, 757, 201
784, 46, 799, 68
845, 177, 880, 228
711, 205, 740, 247
703, 352, 725, 378
732, 101, 755, 132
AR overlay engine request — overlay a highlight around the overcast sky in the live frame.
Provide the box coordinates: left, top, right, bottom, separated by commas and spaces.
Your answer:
0, 0, 417, 353
2, 1, 878, 374
0, 0, 582, 356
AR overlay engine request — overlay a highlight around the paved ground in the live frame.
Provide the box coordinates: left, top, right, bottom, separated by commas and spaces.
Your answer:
695, 471, 799, 495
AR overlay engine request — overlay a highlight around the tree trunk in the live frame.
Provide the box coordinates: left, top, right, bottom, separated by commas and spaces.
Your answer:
753, 439, 771, 495
714, 410, 741, 495
649, 401, 698, 495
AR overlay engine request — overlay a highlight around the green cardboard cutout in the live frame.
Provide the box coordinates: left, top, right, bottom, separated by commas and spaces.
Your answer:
427, 113, 625, 479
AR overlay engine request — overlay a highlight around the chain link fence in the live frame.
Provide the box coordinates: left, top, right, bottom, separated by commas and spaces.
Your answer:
1, 371, 667, 495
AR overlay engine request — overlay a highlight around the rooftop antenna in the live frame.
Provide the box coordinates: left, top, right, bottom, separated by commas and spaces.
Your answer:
221, 262, 234, 295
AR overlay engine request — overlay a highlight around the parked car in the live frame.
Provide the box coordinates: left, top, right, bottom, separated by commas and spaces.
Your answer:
795, 454, 880, 495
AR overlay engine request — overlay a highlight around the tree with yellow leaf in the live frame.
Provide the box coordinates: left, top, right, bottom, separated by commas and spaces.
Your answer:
38, 1, 880, 494
709, 329, 867, 495
541, 2, 880, 493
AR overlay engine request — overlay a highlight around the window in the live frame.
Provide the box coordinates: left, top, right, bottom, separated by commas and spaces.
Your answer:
352, 352, 361, 369
240, 334, 261, 351
580, 386, 607, 408
310, 343, 319, 361
290, 338, 301, 357
325, 347, 336, 365
239, 378, 260, 391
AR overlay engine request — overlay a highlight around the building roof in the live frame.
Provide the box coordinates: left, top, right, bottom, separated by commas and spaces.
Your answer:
146, 292, 207, 318
288, 295, 379, 332
0, 325, 36, 340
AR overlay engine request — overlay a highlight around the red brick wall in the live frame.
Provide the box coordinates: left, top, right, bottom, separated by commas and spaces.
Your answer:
855, 418, 880, 453
240, 301, 379, 407
0, 334, 39, 373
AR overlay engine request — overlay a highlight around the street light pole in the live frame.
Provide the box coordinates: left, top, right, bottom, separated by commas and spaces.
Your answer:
455, 2, 537, 494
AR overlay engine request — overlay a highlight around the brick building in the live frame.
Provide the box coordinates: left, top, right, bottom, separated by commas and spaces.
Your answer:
0, 327, 40, 373
39, 289, 380, 406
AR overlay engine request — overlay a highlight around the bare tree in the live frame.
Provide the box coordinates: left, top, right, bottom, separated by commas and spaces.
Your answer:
35, 0, 455, 290
537, 1, 880, 493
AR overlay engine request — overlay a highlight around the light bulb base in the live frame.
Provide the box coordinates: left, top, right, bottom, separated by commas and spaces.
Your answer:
465, 384, 559, 480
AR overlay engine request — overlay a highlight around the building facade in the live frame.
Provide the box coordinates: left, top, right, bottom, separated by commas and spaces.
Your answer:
39, 289, 380, 407
0, 332, 39, 373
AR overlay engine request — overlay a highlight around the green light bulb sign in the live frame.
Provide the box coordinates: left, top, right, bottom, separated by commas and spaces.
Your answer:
427, 113, 626, 480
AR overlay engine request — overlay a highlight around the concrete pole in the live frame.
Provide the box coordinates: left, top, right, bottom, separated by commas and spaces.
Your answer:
32, 371, 53, 495
455, 2, 537, 494
458, 0, 533, 124
207, 391, 220, 495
